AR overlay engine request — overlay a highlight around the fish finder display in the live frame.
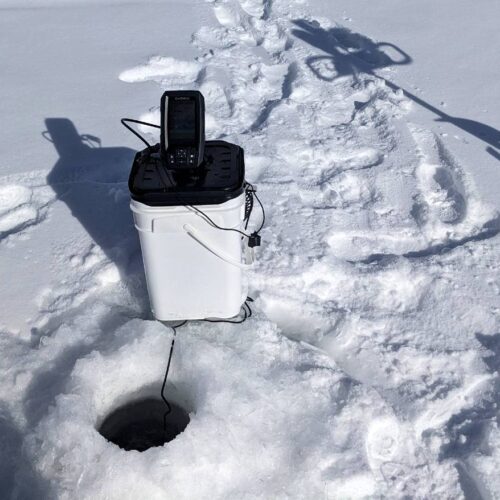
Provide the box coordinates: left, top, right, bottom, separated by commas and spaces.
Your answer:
169, 100, 196, 143
161, 90, 205, 168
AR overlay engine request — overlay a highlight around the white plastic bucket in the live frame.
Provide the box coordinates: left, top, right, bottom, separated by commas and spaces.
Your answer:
130, 194, 248, 321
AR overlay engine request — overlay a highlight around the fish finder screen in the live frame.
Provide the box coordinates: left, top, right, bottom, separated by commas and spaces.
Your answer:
170, 100, 196, 142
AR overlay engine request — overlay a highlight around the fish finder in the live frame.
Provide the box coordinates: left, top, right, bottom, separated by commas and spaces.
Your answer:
160, 90, 205, 169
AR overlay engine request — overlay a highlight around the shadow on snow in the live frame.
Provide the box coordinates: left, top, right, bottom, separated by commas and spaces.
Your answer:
291, 19, 500, 161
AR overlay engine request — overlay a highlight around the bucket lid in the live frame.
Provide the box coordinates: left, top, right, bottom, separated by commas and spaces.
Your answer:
128, 140, 245, 206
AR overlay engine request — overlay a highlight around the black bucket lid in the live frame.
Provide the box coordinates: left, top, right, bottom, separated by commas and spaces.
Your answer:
129, 140, 245, 206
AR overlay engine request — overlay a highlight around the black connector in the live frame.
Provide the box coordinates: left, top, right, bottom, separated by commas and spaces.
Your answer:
248, 232, 261, 248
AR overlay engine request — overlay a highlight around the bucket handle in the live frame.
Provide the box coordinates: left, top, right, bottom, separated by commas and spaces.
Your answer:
183, 224, 253, 269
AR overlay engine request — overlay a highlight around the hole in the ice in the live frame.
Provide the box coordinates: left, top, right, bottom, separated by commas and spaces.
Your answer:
98, 398, 190, 452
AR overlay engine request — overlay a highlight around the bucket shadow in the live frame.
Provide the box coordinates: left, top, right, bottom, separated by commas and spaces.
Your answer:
291, 20, 500, 161
27, 119, 152, 423
44, 118, 148, 304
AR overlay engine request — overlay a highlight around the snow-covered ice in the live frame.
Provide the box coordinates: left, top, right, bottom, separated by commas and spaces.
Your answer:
1, 0, 500, 498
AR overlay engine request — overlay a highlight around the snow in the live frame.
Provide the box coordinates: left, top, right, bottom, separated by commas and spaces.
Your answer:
1, 0, 500, 498
119, 57, 203, 86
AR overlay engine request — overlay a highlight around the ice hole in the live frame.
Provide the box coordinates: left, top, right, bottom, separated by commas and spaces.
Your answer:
98, 397, 190, 452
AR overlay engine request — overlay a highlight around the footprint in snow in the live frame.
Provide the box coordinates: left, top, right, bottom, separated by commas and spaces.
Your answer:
365, 416, 425, 493
411, 126, 467, 226
0, 184, 51, 241
326, 128, 499, 261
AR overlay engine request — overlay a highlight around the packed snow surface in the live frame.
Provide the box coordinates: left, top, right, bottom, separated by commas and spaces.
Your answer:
1, 0, 500, 498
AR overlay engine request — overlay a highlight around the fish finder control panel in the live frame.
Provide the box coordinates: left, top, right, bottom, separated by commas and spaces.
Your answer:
160, 90, 205, 169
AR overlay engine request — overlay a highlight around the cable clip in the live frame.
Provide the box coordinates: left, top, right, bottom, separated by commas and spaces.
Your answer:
248, 232, 261, 248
